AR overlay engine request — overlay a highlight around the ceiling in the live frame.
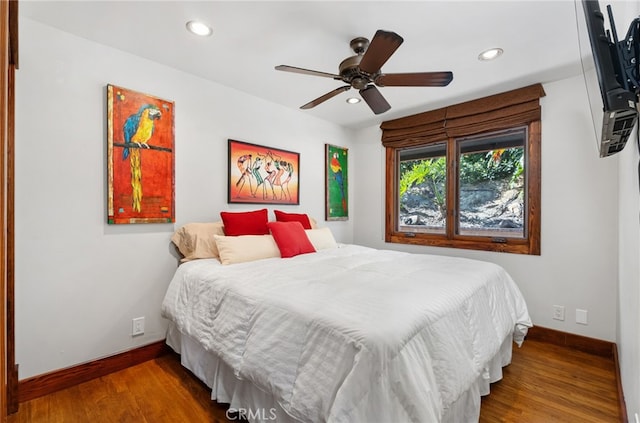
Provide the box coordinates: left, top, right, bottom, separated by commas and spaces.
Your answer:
19, 0, 586, 129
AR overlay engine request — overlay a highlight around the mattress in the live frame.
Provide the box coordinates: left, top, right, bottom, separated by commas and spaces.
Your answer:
161, 244, 531, 422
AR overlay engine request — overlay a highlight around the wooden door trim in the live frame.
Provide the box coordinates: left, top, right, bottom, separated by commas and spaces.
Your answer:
3, 0, 18, 417
6, 61, 16, 416
0, 1, 9, 421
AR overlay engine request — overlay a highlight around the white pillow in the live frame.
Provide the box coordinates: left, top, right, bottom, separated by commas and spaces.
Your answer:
214, 234, 280, 265
171, 222, 225, 262
305, 227, 338, 250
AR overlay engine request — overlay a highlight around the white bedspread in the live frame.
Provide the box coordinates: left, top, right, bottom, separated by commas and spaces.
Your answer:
161, 244, 531, 423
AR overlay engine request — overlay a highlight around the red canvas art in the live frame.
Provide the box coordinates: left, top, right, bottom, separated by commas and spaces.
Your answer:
107, 85, 175, 224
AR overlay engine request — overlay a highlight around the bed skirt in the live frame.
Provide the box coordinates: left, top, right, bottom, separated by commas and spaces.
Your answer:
166, 322, 514, 423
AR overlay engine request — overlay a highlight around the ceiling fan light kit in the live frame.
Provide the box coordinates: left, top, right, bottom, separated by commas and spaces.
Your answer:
276, 30, 454, 115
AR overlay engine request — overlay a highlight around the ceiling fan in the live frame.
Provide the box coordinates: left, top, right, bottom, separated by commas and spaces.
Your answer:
275, 30, 453, 115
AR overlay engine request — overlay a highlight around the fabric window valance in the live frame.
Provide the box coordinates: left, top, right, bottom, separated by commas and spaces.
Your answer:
380, 83, 546, 148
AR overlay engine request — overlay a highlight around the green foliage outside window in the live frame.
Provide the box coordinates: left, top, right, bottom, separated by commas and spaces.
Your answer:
459, 148, 524, 185
399, 158, 446, 197
399, 157, 447, 220
400, 148, 524, 196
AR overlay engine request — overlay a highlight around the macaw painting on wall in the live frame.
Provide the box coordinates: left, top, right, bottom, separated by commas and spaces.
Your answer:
107, 84, 175, 224
325, 144, 348, 221
228, 139, 300, 205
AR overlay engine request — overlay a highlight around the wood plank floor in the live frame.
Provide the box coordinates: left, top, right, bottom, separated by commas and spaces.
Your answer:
8, 339, 621, 423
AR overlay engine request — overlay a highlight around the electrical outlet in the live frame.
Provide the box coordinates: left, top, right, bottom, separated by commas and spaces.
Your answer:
576, 309, 588, 325
552, 305, 565, 321
635, 412, 639, 423
132, 317, 145, 336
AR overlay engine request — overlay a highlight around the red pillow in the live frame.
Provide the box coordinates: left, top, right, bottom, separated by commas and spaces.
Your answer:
267, 221, 316, 258
274, 210, 312, 230
220, 209, 269, 236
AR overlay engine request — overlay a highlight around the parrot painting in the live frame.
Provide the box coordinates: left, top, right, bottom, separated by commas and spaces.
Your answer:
330, 152, 347, 213
122, 104, 162, 213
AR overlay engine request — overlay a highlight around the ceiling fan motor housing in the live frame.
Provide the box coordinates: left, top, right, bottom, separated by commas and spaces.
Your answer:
339, 55, 373, 90
338, 37, 376, 90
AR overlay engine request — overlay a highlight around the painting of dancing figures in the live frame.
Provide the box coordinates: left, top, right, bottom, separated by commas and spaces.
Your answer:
228, 139, 300, 205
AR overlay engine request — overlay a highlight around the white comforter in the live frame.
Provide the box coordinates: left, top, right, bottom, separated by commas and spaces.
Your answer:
161, 244, 531, 423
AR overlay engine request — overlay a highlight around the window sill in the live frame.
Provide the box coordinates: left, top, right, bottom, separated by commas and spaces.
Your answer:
386, 233, 540, 255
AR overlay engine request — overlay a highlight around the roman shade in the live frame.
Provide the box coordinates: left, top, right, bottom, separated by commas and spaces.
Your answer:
380, 83, 546, 148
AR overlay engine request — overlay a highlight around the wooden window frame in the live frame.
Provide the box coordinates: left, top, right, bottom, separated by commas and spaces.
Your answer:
382, 85, 543, 255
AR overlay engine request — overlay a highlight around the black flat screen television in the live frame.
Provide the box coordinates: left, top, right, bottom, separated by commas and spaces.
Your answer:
578, 0, 639, 157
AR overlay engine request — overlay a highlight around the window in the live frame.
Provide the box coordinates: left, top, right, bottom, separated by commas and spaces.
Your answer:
398, 143, 447, 233
383, 84, 543, 255
457, 128, 526, 238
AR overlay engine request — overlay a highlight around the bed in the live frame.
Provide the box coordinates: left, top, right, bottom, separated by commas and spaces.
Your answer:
161, 216, 531, 423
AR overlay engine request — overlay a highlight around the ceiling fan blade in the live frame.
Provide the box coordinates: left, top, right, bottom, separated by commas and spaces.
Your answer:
375, 71, 454, 87
358, 30, 404, 74
300, 86, 351, 109
359, 85, 391, 115
275, 65, 341, 80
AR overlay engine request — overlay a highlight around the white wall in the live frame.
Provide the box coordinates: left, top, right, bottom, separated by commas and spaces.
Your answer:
618, 113, 639, 423
613, 0, 640, 418
353, 73, 619, 342
15, 18, 354, 379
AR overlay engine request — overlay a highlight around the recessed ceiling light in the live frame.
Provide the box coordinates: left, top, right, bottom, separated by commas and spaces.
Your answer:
186, 20, 213, 37
346, 97, 361, 104
478, 48, 504, 61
